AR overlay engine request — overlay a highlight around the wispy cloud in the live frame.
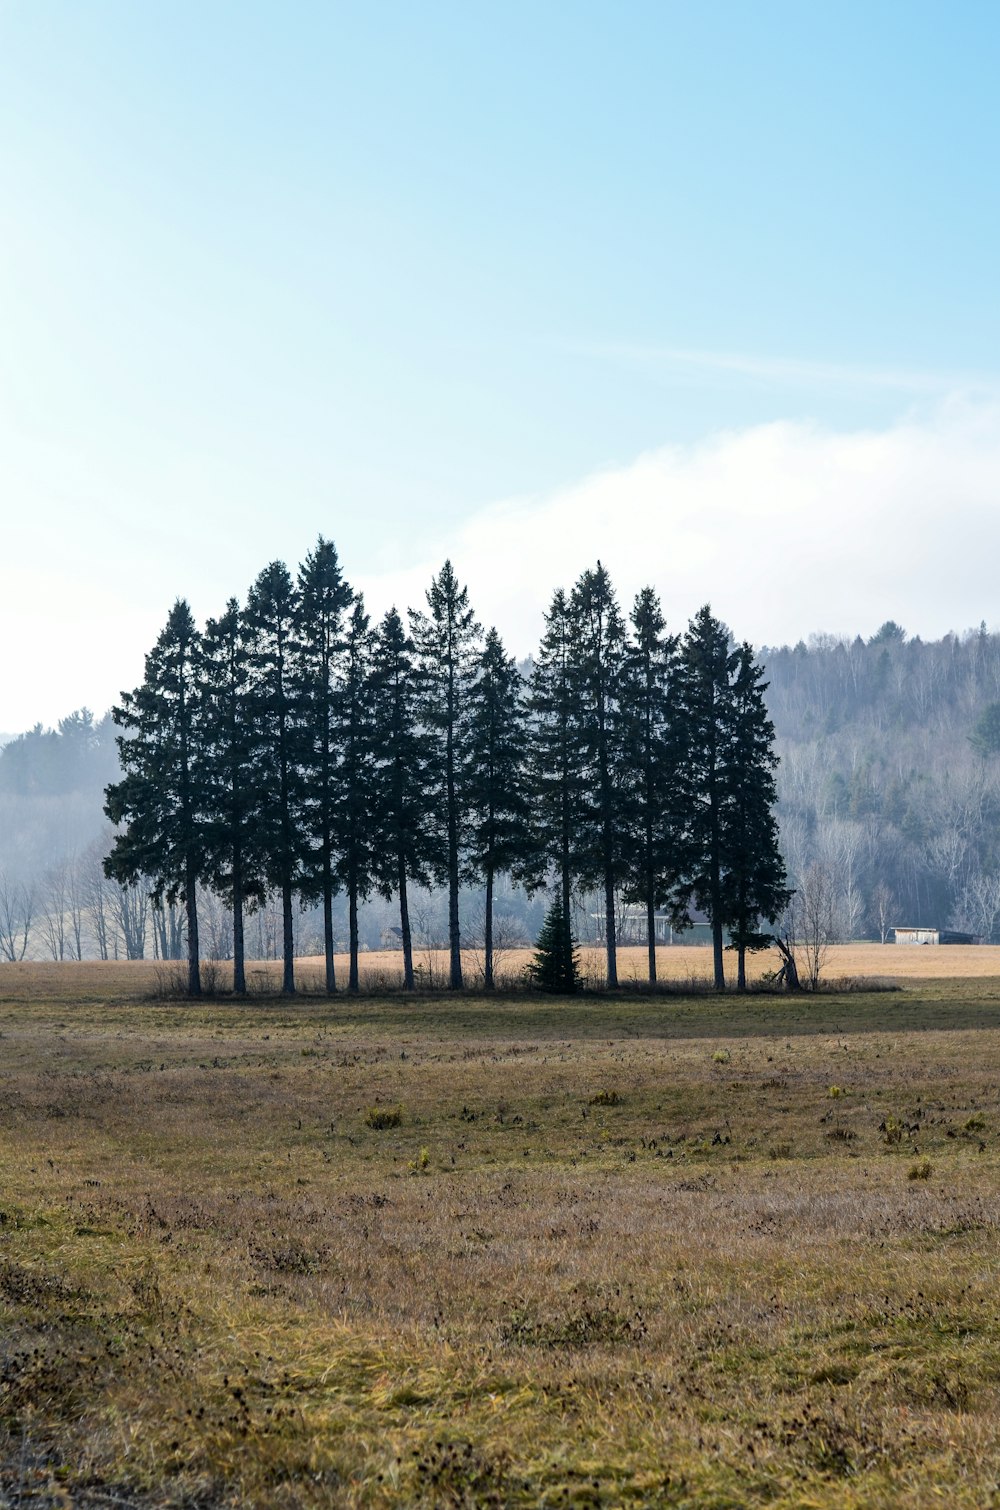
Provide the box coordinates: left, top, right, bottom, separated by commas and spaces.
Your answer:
567, 341, 1000, 398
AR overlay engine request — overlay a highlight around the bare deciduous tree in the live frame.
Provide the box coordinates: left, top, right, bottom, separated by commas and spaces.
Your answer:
870, 882, 896, 945
39, 861, 70, 961
151, 899, 185, 961
198, 886, 234, 962
839, 880, 866, 942
66, 852, 86, 960
0, 874, 36, 961
81, 838, 113, 960
776, 862, 838, 990
106, 877, 149, 960
798, 861, 838, 988
951, 869, 1000, 943
465, 899, 523, 988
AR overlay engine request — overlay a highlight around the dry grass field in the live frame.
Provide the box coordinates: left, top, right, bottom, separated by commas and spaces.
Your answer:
2, 960, 1000, 1507
4, 940, 995, 1004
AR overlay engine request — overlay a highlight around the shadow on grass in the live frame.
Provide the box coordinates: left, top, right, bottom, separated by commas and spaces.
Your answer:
136, 979, 1000, 1043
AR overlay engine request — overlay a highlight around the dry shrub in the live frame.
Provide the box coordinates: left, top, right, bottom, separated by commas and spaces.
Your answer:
365, 1104, 403, 1129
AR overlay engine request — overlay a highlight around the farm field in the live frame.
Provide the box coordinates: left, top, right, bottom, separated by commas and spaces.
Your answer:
1, 964, 1000, 1506
4, 941, 1000, 1006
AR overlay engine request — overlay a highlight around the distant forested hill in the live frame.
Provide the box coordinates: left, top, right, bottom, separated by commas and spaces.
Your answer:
0, 710, 119, 876
762, 621, 1000, 939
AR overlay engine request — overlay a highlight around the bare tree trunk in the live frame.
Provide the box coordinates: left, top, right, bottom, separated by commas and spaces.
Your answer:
186, 857, 201, 997
232, 875, 246, 995
282, 881, 295, 994
68, 855, 85, 961
708, 749, 726, 988
646, 890, 657, 986
712, 917, 725, 991
604, 871, 618, 987
448, 871, 462, 989
484, 867, 495, 990
348, 882, 360, 993
562, 845, 573, 991
322, 855, 336, 995
399, 863, 414, 991
170, 903, 185, 960
712, 857, 728, 996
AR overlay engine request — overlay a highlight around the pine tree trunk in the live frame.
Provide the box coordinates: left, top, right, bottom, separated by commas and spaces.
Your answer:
282, 881, 295, 994
323, 859, 336, 995
646, 889, 657, 986
445, 708, 464, 989
712, 917, 725, 990
604, 870, 618, 987
484, 867, 495, 990
349, 883, 360, 993
737, 944, 747, 992
185, 857, 201, 998
398, 861, 414, 991
561, 850, 573, 992
710, 791, 725, 988
232, 877, 246, 995
448, 874, 462, 989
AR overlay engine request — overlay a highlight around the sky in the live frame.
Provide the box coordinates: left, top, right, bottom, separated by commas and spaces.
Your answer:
2, 1, 1000, 730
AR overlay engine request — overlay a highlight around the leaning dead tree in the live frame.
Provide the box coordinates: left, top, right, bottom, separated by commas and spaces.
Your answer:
771, 933, 802, 991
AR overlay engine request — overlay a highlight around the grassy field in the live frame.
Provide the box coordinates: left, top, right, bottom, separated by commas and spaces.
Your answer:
2, 962, 1000, 1506
4, 941, 996, 1003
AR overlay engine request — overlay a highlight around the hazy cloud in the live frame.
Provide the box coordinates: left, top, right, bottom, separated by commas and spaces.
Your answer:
7, 396, 1000, 731
357, 396, 1000, 654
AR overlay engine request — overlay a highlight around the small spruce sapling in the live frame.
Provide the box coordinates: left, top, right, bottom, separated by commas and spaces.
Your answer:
528, 895, 581, 994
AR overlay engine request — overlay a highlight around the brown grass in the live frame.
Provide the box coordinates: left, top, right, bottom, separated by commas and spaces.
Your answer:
1, 964, 1000, 1505
7, 941, 998, 1005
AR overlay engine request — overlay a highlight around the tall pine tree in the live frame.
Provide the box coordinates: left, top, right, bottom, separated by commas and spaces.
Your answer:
720, 642, 790, 990
528, 589, 586, 993
569, 563, 630, 988
371, 607, 438, 990
245, 562, 302, 994
675, 606, 735, 990
466, 628, 531, 988
201, 598, 262, 994
410, 561, 481, 990
622, 587, 681, 985
104, 600, 206, 996
295, 537, 353, 994
334, 597, 378, 993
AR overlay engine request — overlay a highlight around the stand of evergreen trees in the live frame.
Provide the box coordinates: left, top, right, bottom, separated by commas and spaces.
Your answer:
103, 540, 787, 995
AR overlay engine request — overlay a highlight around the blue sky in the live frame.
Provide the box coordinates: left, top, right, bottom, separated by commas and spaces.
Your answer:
2, 2, 1000, 726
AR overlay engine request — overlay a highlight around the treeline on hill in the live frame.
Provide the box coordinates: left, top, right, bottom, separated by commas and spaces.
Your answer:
762, 620, 1000, 943
99, 538, 786, 996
